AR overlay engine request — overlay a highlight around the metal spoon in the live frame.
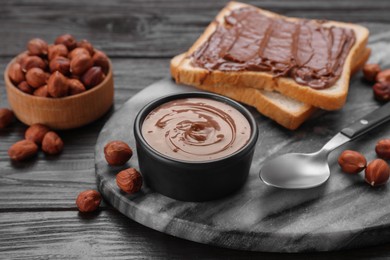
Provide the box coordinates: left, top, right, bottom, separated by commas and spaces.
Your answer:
260, 101, 390, 189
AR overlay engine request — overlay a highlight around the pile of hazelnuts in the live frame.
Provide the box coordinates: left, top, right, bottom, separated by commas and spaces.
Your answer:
362, 63, 390, 101
338, 139, 390, 187
7, 34, 109, 97
76, 141, 142, 213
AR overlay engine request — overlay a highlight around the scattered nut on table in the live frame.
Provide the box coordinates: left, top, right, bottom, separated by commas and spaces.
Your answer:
365, 159, 390, 187
25, 124, 50, 145
42, 131, 64, 155
375, 139, 390, 160
116, 168, 143, 194
104, 141, 133, 166
8, 140, 39, 161
363, 63, 381, 82
0, 108, 14, 128
337, 150, 367, 174
76, 190, 102, 213
373, 82, 390, 101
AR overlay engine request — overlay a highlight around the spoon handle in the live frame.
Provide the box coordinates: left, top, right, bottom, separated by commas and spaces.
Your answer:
341, 101, 390, 139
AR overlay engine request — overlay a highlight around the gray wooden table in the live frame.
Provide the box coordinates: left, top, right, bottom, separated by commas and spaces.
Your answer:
1, 0, 390, 258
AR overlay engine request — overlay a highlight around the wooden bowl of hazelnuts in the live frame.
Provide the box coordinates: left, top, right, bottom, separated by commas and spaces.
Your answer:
4, 34, 114, 129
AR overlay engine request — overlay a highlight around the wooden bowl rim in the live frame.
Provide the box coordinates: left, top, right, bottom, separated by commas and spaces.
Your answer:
4, 50, 113, 102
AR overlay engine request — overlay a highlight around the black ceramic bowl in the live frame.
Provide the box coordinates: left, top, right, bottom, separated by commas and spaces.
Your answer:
134, 92, 258, 202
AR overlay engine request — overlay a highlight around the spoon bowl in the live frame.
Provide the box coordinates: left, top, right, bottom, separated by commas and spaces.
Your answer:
260, 152, 330, 189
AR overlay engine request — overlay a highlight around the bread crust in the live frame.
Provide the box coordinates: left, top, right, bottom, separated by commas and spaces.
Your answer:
173, 1, 369, 111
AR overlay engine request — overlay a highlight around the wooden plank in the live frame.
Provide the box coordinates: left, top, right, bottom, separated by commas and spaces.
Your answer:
0, 0, 389, 57
1, 210, 390, 259
0, 57, 170, 210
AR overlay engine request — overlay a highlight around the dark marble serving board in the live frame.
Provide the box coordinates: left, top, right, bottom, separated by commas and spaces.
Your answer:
95, 40, 390, 252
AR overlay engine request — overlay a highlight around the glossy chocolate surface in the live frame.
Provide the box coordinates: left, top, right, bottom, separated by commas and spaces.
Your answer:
192, 7, 356, 89
142, 97, 251, 161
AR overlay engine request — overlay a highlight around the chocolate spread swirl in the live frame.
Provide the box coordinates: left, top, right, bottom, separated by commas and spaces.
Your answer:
191, 7, 356, 89
142, 98, 251, 161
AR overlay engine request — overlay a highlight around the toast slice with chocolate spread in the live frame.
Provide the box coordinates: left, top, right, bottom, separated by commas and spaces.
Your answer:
171, 1, 369, 111
171, 48, 370, 130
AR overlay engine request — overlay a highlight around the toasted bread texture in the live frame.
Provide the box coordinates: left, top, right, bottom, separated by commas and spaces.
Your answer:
172, 1, 369, 111
171, 48, 370, 130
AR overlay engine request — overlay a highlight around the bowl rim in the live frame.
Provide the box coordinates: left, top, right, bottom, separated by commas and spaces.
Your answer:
4, 50, 113, 102
134, 92, 259, 165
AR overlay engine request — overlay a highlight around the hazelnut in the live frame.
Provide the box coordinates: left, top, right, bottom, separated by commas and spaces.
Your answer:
77, 39, 94, 56
20, 55, 46, 72
55, 34, 77, 50
376, 69, 390, 84
15, 52, 30, 64
8, 140, 38, 161
104, 141, 133, 166
25, 67, 48, 88
68, 78, 86, 95
116, 168, 143, 194
47, 71, 69, 98
362, 63, 381, 82
33, 85, 49, 97
92, 50, 109, 74
25, 124, 50, 145
48, 44, 68, 60
70, 54, 93, 76
49, 56, 70, 75
27, 38, 48, 56
82, 66, 105, 88
338, 150, 367, 174
375, 139, 390, 160
17, 81, 34, 94
365, 159, 390, 187
68, 47, 90, 60
42, 131, 64, 155
8, 62, 25, 84
76, 190, 102, 213
0, 108, 14, 128
373, 82, 390, 102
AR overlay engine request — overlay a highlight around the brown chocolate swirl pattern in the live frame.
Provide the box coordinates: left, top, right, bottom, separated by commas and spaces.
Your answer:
142, 98, 251, 161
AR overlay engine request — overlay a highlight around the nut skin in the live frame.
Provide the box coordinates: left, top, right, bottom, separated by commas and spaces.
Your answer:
77, 40, 94, 56
70, 54, 93, 76
27, 38, 48, 56
25, 67, 48, 88
365, 159, 390, 187
338, 150, 367, 174
376, 139, 390, 160
82, 66, 105, 88
68, 47, 90, 60
8, 62, 25, 84
41, 131, 64, 155
116, 168, 143, 194
18, 81, 34, 94
0, 108, 14, 128
76, 190, 102, 213
376, 69, 390, 84
20, 55, 46, 72
47, 71, 69, 98
49, 56, 70, 75
68, 78, 86, 95
25, 124, 50, 145
48, 44, 69, 60
363, 63, 381, 82
373, 82, 390, 102
55, 34, 77, 50
104, 141, 133, 166
33, 85, 49, 97
92, 50, 109, 74
8, 140, 38, 161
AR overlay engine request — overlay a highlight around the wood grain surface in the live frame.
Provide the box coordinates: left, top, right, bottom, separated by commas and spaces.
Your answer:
1, 0, 390, 258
